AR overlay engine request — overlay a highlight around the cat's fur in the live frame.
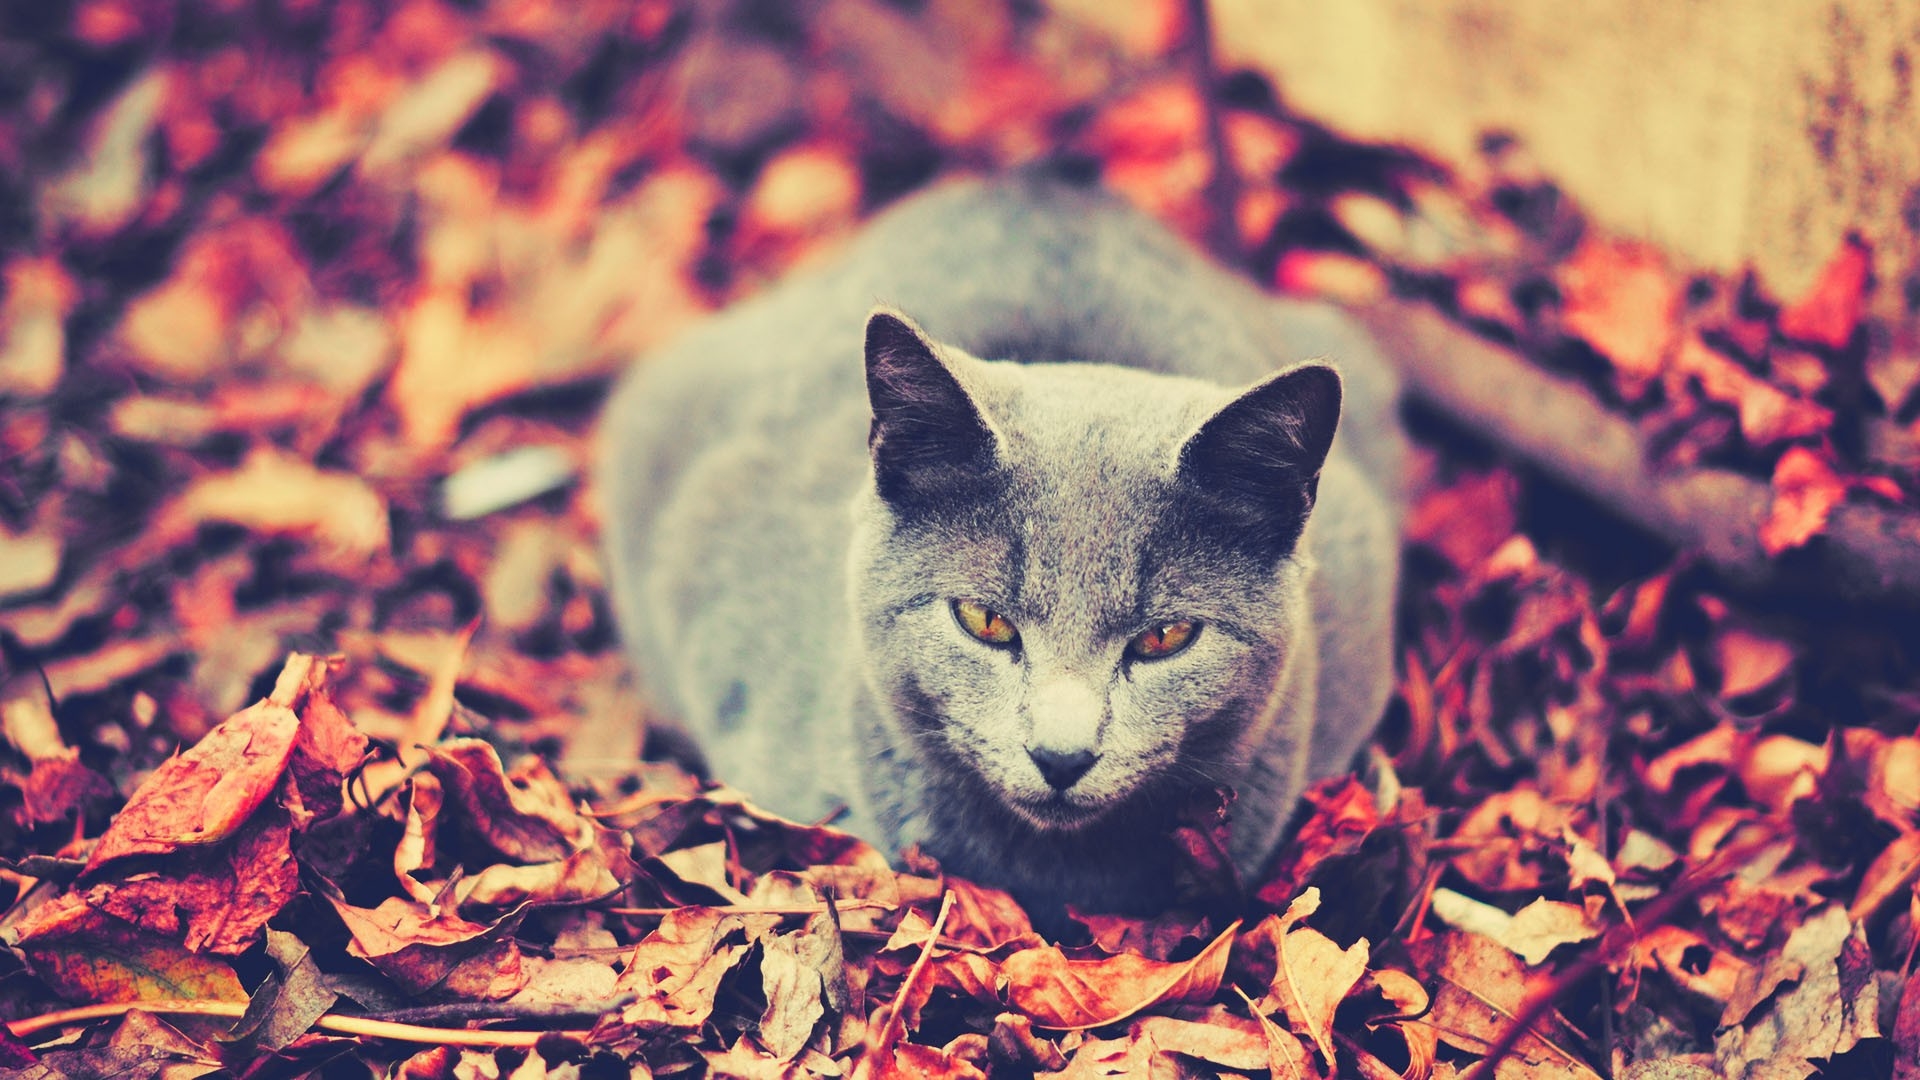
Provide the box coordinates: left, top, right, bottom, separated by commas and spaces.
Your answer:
598, 173, 1404, 918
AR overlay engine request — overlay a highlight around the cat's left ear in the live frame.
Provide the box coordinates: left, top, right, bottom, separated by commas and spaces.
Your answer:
865, 307, 1002, 508
1175, 363, 1341, 556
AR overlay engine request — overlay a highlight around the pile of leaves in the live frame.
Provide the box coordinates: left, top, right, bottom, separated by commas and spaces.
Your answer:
0, 0, 1916, 1076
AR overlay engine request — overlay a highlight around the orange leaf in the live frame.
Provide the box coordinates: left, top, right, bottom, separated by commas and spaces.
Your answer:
1759, 446, 1846, 555
1000, 919, 1240, 1030
1779, 234, 1870, 349
1670, 335, 1832, 447
13, 893, 247, 1005
1558, 236, 1680, 393
83, 699, 299, 873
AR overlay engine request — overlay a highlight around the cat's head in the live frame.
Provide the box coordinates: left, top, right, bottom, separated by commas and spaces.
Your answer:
849, 308, 1341, 832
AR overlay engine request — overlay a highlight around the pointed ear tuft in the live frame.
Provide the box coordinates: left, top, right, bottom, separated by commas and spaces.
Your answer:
1176, 364, 1342, 557
865, 308, 1000, 507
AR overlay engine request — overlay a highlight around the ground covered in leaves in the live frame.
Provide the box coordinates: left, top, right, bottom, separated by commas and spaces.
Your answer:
1, 1, 1918, 1077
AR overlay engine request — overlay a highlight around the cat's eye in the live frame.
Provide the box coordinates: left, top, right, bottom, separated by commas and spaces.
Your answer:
953, 599, 1019, 647
1128, 620, 1197, 660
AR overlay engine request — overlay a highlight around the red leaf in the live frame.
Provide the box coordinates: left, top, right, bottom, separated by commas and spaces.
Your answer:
1254, 777, 1380, 906
87, 807, 299, 955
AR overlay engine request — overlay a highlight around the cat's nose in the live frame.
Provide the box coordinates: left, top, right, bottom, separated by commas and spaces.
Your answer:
1029, 746, 1097, 790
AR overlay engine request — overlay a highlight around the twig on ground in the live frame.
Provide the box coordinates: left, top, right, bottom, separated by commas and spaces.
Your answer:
1355, 299, 1920, 608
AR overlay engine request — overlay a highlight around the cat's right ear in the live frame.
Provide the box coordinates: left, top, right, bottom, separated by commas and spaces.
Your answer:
865, 308, 1001, 507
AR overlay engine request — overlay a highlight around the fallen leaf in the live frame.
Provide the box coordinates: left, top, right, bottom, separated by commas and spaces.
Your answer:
152, 448, 390, 564
0, 528, 62, 603
1670, 335, 1833, 447
29, 1009, 225, 1079
1409, 931, 1600, 1078
1759, 447, 1846, 555
1778, 235, 1870, 350
1714, 905, 1878, 1076
40, 69, 166, 237
0, 256, 77, 397
1558, 236, 1679, 394
11, 892, 248, 1005
757, 911, 848, 1061
1254, 777, 1380, 906
1001, 919, 1240, 1030
1406, 468, 1521, 572
1713, 625, 1796, 699
227, 928, 341, 1053
610, 907, 778, 1036
327, 894, 528, 1000
1254, 889, 1368, 1067
358, 51, 502, 181
86, 807, 299, 954
83, 699, 299, 872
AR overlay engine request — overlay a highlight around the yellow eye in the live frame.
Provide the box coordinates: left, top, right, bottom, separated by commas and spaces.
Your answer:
1128, 620, 1197, 659
953, 599, 1019, 646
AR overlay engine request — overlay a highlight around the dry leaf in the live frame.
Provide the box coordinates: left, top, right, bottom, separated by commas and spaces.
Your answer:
1001, 920, 1240, 1030
12, 892, 249, 1005
1777, 235, 1870, 350
1759, 447, 1847, 555
1558, 236, 1679, 394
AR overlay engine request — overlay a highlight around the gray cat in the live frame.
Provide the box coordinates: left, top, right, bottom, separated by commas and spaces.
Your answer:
597, 173, 1405, 919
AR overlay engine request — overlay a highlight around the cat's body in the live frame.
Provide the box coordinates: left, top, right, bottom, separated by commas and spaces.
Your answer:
599, 174, 1404, 918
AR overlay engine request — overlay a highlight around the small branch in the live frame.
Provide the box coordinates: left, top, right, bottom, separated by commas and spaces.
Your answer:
607, 900, 894, 919
1466, 826, 1783, 1078
1354, 299, 1920, 609
860, 889, 955, 1072
7, 999, 590, 1047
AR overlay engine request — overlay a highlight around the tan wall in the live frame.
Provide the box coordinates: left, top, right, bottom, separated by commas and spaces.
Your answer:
1198, 0, 1919, 322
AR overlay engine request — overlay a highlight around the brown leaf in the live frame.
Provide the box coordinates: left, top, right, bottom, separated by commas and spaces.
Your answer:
757, 911, 848, 1061
1500, 898, 1602, 966
878, 909, 1003, 1030
1069, 910, 1214, 962
608, 907, 779, 1035
0, 255, 76, 397
988, 1012, 1068, 1072
941, 876, 1040, 951
28, 1009, 224, 1080
865, 1038, 989, 1080
1252, 890, 1368, 1066
273, 654, 370, 825
1712, 625, 1796, 699
1001, 919, 1240, 1030
13, 892, 248, 1005
1409, 931, 1599, 1077
1638, 925, 1751, 1008
1129, 1012, 1273, 1072
84, 698, 299, 873
1714, 905, 1879, 1076
1893, 962, 1920, 1080
1778, 235, 1871, 350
